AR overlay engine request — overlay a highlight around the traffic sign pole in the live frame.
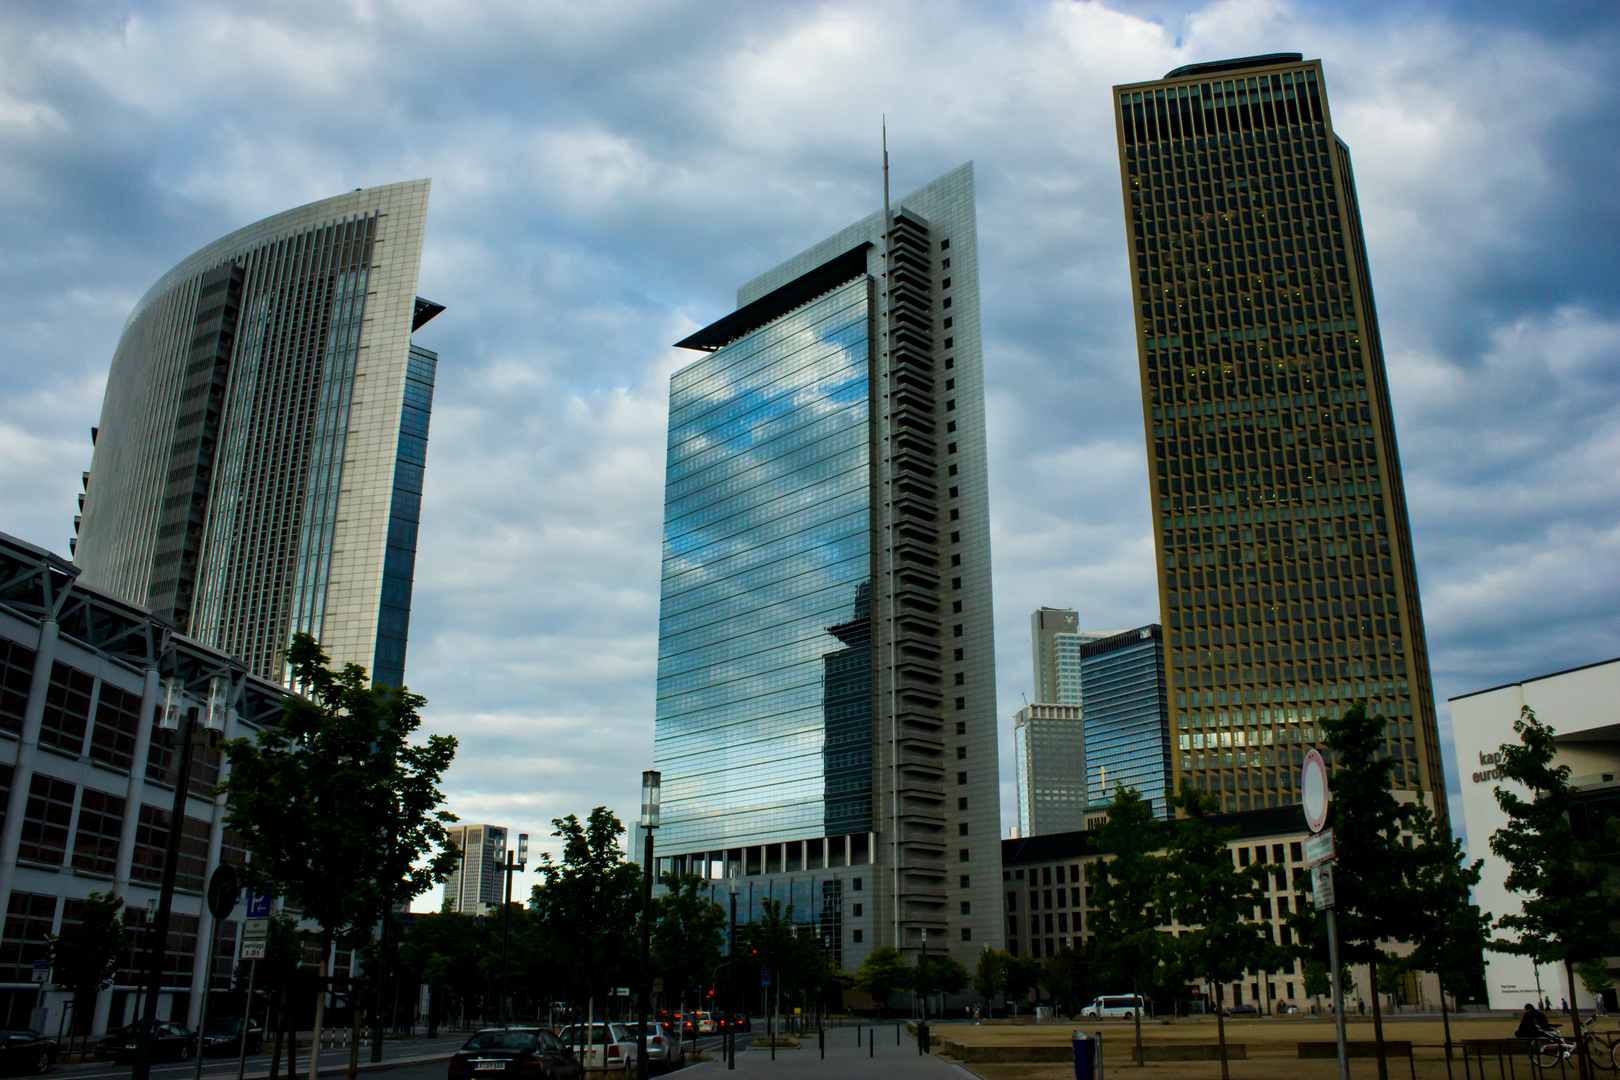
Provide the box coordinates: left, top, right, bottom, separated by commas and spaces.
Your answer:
1301, 749, 1348, 1080
235, 960, 257, 1080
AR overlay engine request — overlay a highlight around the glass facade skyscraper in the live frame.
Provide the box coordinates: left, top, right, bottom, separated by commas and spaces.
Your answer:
1113, 55, 1443, 815
1013, 702, 1087, 836
1080, 625, 1172, 820
72, 181, 440, 686
654, 164, 1001, 969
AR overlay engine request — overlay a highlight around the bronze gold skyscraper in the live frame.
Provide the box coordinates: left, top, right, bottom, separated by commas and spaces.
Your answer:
1111, 55, 1443, 814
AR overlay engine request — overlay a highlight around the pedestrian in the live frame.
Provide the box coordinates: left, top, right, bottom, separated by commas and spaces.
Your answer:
1358, 999, 1365, 1017
1561, 998, 1570, 1016
1598, 996, 1609, 1019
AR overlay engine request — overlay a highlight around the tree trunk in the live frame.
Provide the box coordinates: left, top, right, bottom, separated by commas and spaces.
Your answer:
268, 988, 285, 1080
1369, 954, 1389, 1080
1132, 972, 1143, 1067
1566, 958, 1591, 1080
1441, 984, 1453, 1063
310, 939, 331, 1080
1214, 981, 1230, 1080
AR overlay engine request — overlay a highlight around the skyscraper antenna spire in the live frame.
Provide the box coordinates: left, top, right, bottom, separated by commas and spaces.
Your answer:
882, 116, 890, 226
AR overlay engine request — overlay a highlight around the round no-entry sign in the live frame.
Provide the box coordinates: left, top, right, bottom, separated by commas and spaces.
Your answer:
1302, 749, 1330, 833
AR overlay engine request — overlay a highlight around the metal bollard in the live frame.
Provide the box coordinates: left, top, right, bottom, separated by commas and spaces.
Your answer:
869, 1028, 873, 1057
820, 1025, 824, 1060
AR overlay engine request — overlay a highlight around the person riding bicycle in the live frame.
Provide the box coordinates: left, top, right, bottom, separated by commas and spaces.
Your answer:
1517, 1003, 1555, 1040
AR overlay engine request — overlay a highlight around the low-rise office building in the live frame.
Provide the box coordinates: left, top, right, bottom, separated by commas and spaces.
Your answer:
0, 531, 297, 1035
1449, 657, 1620, 1011
1001, 806, 1441, 1013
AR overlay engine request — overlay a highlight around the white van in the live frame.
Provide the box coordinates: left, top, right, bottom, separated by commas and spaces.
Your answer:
1081, 995, 1146, 1019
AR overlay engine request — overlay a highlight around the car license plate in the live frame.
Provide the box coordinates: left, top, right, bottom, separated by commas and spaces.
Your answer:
474, 1063, 505, 1071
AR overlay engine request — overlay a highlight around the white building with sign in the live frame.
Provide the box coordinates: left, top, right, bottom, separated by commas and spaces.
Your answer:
1449, 657, 1620, 1010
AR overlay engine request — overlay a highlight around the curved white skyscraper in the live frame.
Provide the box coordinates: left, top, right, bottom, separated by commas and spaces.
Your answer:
73, 180, 440, 686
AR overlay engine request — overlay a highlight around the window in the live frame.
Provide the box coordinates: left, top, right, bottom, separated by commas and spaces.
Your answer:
72, 788, 125, 876
960, 927, 972, 942
0, 892, 56, 983
40, 662, 94, 756
852, 877, 862, 892
959, 875, 970, 888
91, 684, 142, 771
960, 901, 971, 915
18, 773, 75, 864
0, 638, 35, 734
959, 848, 970, 862
852, 904, 862, 917
957, 772, 967, 785
957, 796, 968, 809
958, 822, 969, 836
852, 929, 863, 943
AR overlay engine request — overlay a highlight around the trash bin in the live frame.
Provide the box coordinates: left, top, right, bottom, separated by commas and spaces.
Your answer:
1072, 1029, 1102, 1080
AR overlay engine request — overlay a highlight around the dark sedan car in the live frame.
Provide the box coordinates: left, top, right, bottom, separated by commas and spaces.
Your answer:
103, 1022, 197, 1063
447, 1028, 580, 1080
200, 1018, 263, 1056
0, 1031, 56, 1075
1225, 1004, 1259, 1017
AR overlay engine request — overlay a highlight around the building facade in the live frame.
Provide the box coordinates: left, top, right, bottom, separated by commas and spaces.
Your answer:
1001, 807, 1440, 1013
1080, 625, 1172, 820
0, 531, 296, 1035
73, 181, 441, 689
652, 164, 1001, 968
441, 824, 509, 915
1449, 658, 1620, 1011
1013, 703, 1087, 837
1112, 55, 1443, 815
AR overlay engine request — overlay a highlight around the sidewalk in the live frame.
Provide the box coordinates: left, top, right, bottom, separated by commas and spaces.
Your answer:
56, 1037, 460, 1080
685, 1026, 970, 1078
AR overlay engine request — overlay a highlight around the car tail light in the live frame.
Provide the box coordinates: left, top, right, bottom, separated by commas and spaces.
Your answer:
513, 1060, 541, 1074
448, 1060, 464, 1079
607, 1046, 620, 1059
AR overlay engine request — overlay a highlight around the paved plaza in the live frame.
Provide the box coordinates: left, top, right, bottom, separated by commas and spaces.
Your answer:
687, 1025, 972, 1078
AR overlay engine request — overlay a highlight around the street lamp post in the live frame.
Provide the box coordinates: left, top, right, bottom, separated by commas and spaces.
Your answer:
727, 886, 737, 1071
498, 834, 528, 1026
133, 687, 224, 1080
637, 772, 660, 1080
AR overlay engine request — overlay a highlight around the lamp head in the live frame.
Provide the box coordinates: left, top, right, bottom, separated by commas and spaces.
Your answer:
517, 832, 529, 867
640, 770, 661, 830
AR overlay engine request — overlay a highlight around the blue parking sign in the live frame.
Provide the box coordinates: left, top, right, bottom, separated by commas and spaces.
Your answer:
760, 969, 770, 987
246, 892, 273, 918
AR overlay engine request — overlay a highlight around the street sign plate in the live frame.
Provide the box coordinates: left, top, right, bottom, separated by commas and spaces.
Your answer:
246, 892, 273, 919
760, 969, 771, 987
243, 917, 269, 940
241, 941, 267, 960
30, 960, 49, 984
1311, 862, 1335, 910
1301, 749, 1330, 833
1304, 828, 1335, 868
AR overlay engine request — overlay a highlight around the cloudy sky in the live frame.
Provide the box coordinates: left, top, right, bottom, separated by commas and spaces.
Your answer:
3, 0, 1617, 898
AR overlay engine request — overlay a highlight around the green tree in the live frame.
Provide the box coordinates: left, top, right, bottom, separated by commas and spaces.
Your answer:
48, 893, 129, 1049
1491, 706, 1620, 1079
1038, 946, 1089, 1017
913, 952, 969, 1018
650, 874, 727, 1005
530, 808, 641, 1017
397, 911, 481, 1030
1302, 960, 1329, 1013
220, 634, 459, 1061
1405, 791, 1490, 1060
1089, 786, 1167, 1066
1160, 782, 1276, 1080
1319, 701, 1418, 1080
1005, 952, 1040, 1014
973, 949, 1008, 1015
853, 946, 909, 1013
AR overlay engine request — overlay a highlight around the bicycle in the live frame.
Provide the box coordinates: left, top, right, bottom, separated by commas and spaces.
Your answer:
1528, 1018, 1618, 1072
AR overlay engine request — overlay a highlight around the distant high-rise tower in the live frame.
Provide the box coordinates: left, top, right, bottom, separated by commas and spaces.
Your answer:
652, 164, 1000, 966
1013, 703, 1087, 836
1030, 607, 1106, 706
1113, 55, 1442, 813
442, 824, 507, 914
1081, 625, 1172, 819
73, 181, 441, 687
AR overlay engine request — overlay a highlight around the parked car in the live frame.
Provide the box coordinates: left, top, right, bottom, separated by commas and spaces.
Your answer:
0, 1031, 56, 1075
1080, 995, 1145, 1019
625, 1023, 684, 1074
1225, 1004, 1259, 1017
556, 1024, 637, 1072
447, 1028, 580, 1080
1277, 1003, 1300, 1015
200, 1018, 263, 1056
105, 1022, 197, 1064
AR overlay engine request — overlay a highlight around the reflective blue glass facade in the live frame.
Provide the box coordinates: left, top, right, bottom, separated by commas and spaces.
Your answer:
1081, 625, 1173, 819
655, 278, 874, 852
